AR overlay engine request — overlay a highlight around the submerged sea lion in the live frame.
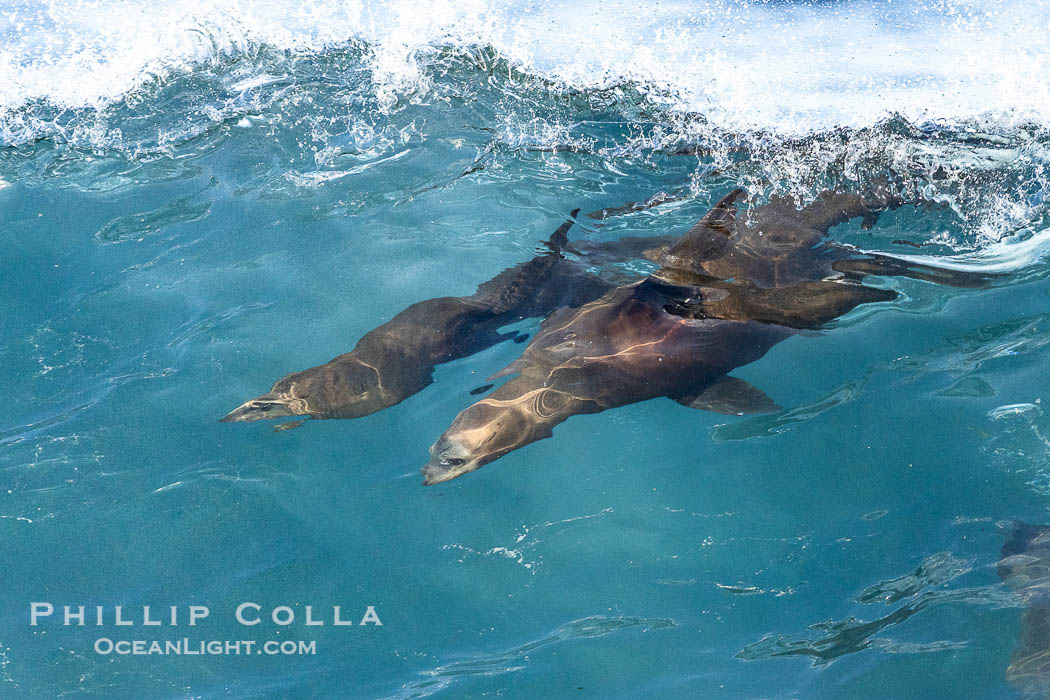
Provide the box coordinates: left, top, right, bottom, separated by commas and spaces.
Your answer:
422, 187, 986, 484
999, 522, 1050, 698
221, 213, 671, 424
646, 187, 993, 290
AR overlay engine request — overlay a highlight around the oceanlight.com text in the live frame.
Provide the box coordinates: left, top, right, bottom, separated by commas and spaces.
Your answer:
94, 638, 317, 656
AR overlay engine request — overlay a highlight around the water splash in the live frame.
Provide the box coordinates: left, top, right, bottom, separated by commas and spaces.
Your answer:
983, 401, 1050, 496
5, 1, 1050, 132
4, 2, 1050, 260
442, 508, 615, 571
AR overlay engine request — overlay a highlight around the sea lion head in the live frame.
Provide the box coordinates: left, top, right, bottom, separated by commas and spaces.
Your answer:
421, 387, 571, 485
222, 357, 394, 423
421, 434, 488, 485
220, 393, 302, 422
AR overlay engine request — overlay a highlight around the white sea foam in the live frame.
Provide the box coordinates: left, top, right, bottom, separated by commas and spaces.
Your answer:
1, 0, 1049, 134
879, 224, 1050, 274
3, 0, 1049, 266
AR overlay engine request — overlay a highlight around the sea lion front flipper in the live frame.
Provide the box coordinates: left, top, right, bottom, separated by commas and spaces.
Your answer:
689, 279, 898, 329
649, 189, 746, 270
692, 188, 747, 236
673, 376, 781, 416
833, 254, 998, 288
472, 211, 582, 315
542, 208, 581, 255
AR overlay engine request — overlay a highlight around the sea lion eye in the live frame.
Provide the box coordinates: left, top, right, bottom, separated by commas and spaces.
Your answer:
443, 457, 466, 467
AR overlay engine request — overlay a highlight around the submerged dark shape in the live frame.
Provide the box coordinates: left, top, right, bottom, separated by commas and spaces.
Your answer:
999, 522, 1050, 698
421, 280, 802, 484
586, 191, 680, 220
645, 187, 995, 290
221, 212, 664, 424
422, 185, 989, 485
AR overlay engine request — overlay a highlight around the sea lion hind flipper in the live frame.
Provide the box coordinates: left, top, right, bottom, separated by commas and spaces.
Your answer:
475, 211, 589, 315
673, 376, 781, 415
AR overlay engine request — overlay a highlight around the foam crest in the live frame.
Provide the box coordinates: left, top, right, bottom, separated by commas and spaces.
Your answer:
3, 0, 1050, 133
3, 0, 1050, 270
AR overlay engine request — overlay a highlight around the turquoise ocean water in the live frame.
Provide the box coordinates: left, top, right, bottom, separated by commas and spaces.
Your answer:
4, 0, 1050, 697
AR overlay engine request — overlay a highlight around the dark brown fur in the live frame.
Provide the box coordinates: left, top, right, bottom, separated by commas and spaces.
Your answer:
423, 185, 989, 484
999, 523, 1050, 698
221, 214, 663, 424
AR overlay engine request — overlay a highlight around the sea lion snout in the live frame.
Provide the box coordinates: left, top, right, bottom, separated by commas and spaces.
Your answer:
421, 436, 481, 485
220, 396, 297, 423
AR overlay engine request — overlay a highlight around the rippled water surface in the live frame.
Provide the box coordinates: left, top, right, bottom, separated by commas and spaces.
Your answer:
4, 0, 1050, 697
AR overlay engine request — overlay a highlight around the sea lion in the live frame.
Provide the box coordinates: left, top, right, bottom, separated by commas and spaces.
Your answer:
221, 213, 672, 424
998, 522, 1050, 698
421, 186, 983, 485
645, 187, 993, 290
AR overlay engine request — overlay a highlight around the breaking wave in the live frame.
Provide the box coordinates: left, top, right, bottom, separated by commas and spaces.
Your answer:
3, 0, 1050, 258
5, 0, 1050, 130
